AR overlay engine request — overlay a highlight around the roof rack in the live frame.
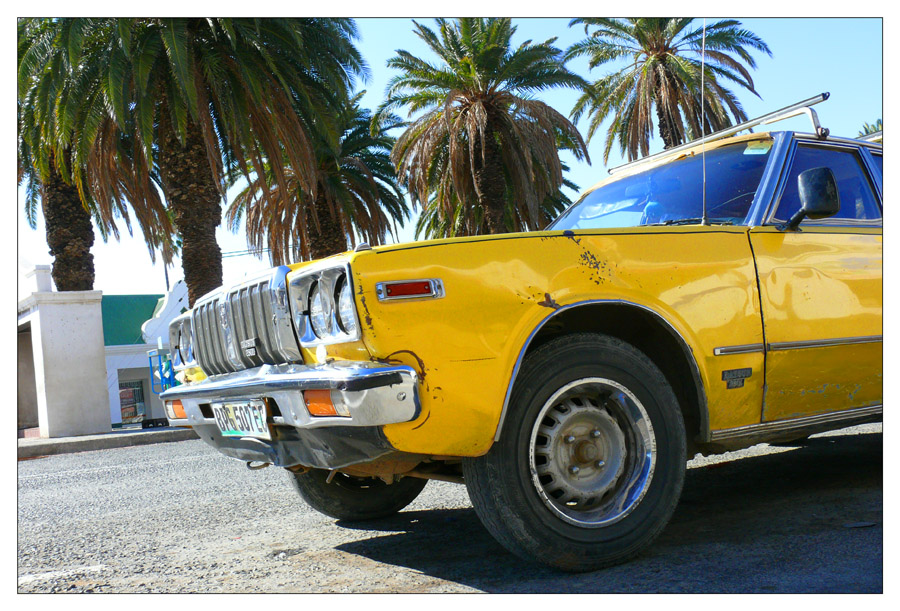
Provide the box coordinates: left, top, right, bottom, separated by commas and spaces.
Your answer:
858, 130, 882, 143
608, 92, 831, 175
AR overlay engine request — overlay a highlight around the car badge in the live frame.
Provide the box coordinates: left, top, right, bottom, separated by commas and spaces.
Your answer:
241, 338, 258, 358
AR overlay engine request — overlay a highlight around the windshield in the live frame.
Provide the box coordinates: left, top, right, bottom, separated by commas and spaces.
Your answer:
549, 139, 773, 230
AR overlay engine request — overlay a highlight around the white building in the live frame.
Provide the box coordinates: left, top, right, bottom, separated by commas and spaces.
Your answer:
102, 281, 188, 427
17, 266, 187, 437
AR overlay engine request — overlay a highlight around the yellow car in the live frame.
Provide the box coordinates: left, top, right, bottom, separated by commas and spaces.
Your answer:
161, 95, 882, 571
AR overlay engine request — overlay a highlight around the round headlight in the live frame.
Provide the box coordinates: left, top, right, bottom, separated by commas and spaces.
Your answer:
336, 276, 357, 335
179, 323, 193, 364
309, 283, 331, 338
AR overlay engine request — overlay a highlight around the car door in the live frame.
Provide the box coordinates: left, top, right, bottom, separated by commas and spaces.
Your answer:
748, 139, 882, 422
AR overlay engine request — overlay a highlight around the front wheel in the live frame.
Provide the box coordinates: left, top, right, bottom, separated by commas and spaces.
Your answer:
287, 469, 427, 522
463, 333, 686, 572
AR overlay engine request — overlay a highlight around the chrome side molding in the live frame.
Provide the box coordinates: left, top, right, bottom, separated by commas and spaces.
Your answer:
709, 404, 882, 443
713, 343, 765, 356
714, 335, 881, 356
767, 335, 882, 352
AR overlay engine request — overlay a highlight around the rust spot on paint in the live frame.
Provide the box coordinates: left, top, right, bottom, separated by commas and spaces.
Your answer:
359, 295, 374, 330
578, 250, 608, 285
537, 293, 561, 310
579, 250, 602, 270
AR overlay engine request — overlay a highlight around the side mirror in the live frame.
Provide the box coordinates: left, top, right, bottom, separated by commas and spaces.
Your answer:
781, 166, 840, 231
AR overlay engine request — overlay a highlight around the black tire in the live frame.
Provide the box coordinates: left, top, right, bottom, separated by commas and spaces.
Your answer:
463, 333, 686, 572
287, 469, 427, 522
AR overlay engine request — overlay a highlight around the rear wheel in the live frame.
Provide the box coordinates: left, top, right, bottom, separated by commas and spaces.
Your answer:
463, 333, 686, 571
288, 469, 427, 521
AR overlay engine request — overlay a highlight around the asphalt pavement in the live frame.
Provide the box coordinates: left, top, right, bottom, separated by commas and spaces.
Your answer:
17, 422, 882, 593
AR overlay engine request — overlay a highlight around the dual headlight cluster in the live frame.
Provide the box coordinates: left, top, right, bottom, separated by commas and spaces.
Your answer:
169, 264, 361, 375
309, 274, 357, 337
288, 264, 360, 345
168, 311, 197, 370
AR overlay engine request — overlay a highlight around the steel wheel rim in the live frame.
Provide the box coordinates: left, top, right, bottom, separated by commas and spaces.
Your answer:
528, 378, 656, 527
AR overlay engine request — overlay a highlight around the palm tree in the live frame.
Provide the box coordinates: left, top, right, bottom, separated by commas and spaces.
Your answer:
18, 19, 174, 291
567, 18, 772, 162
225, 95, 411, 265
22, 18, 366, 305
414, 156, 581, 239
375, 18, 589, 235
859, 119, 882, 136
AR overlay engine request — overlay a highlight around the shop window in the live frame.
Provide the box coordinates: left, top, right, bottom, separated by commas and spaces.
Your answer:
119, 380, 147, 424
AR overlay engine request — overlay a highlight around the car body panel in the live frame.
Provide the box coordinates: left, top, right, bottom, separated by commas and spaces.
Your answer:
749, 226, 882, 421
169, 128, 881, 466
292, 226, 766, 456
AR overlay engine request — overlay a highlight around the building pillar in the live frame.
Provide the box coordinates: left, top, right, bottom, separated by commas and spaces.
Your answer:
25, 290, 111, 438
107, 362, 123, 426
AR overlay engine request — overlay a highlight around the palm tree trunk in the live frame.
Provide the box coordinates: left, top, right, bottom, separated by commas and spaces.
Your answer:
306, 193, 348, 260
655, 71, 682, 150
42, 162, 95, 291
157, 117, 223, 307
473, 121, 507, 234
655, 102, 680, 150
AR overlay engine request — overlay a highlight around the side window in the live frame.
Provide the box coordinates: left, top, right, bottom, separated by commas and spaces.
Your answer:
871, 152, 883, 177
773, 144, 882, 223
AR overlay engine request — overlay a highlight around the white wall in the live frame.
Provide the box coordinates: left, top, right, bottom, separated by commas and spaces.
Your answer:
17, 275, 187, 436
17, 329, 38, 429
21, 291, 111, 438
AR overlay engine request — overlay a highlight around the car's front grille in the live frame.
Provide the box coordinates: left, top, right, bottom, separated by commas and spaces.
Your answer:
192, 297, 232, 375
191, 266, 302, 376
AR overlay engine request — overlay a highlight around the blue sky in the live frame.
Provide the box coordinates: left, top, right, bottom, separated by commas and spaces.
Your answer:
16, 17, 883, 299
356, 17, 882, 202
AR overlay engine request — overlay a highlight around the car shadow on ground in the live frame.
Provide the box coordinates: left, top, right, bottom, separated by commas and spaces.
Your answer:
334, 430, 882, 593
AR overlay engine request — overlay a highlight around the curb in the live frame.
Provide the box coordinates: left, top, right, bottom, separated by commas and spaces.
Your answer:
17, 427, 199, 459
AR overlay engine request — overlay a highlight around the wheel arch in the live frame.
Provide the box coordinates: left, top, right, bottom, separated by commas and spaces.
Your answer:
495, 300, 709, 449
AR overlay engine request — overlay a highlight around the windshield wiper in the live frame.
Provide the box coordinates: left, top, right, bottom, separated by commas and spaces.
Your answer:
660, 217, 734, 226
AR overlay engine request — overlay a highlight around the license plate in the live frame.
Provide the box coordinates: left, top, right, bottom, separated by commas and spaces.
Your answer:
212, 400, 271, 440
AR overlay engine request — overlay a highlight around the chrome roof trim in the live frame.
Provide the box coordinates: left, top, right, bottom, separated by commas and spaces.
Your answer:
857, 130, 883, 143
607, 93, 830, 175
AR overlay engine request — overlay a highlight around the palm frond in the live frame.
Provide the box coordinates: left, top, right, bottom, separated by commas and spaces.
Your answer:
380, 18, 588, 235
567, 17, 772, 161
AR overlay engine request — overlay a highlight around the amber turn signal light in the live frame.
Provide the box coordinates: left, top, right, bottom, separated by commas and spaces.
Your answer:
304, 389, 337, 417
166, 400, 186, 419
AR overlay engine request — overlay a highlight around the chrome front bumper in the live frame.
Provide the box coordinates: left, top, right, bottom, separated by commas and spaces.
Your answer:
160, 361, 420, 469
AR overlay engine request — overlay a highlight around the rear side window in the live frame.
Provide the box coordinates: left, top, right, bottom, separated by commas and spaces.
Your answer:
871, 152, 882, 176
773, 144, 881, 223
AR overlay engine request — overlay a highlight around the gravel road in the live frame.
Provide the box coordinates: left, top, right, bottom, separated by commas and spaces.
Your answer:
17, 423, 882, 593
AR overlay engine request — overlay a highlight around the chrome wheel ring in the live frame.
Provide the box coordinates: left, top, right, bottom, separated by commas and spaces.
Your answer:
528, 378, 656, 527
